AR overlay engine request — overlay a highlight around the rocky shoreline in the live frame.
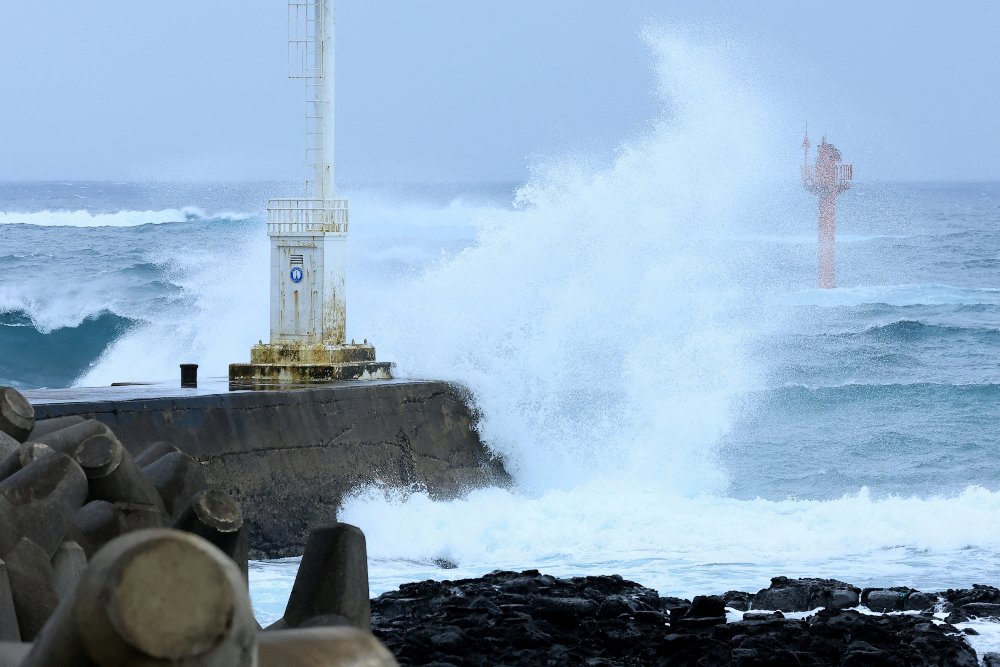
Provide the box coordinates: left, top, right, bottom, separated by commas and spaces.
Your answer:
371, 570, 999, 666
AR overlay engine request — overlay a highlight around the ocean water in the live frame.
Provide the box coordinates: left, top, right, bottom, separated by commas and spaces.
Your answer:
3, 36, 1000, 653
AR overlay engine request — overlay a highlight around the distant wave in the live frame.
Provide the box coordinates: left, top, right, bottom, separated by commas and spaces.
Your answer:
771, 381, 1000, 401
0, 309, 136, 389
832, 319, 1000, 343
785, 284, 1000, 308
0, 207, 254, 227
732, 233, 913, 244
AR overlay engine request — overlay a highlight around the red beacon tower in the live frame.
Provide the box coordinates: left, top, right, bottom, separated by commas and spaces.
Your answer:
802, 131, 852, 288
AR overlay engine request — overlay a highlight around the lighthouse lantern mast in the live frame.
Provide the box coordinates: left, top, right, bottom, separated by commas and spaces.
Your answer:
802, 131, 852, 289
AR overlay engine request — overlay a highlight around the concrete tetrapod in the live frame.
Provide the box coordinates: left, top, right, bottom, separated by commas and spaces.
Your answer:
25, 416, 85, 443
0, 560, 19, 642
0, 388, 34, 443
50, 541, 87, 600
0, 453, 89, 558
0, 642, 29, 666
27, 419, 113, 457
0, 443, 58, 484
279, 523, 371, 632
16, 443, 57, 468
4, 538, 59, 641
134, 440, 183, 468
23, 528, 257, 666
0, 434, 17, 466
72, 433, 167, 531
0, 452, 19, 483
145, 450, 209, 519
258, 627, 398, 667
73, 500, 125, 559
173, 489, 248, 583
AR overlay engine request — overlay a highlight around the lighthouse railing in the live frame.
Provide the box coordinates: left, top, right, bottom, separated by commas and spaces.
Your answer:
266, 198, 349, 235
838, 164, 853, 186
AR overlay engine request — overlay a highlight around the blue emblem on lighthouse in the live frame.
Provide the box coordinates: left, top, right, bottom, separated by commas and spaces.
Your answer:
290, 267, 304, 283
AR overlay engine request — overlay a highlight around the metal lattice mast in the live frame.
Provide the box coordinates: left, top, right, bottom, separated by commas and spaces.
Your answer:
802, 131, 852, 289
289, 0, 335, 201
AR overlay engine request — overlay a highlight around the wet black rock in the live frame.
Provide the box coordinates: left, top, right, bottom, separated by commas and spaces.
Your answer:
862, 586, 936, 612
371, 570, 977, 666
721, 590, 753, 611
942, 584, 1000, 607
940, 584, 1000, 623
752, 576, 860, 612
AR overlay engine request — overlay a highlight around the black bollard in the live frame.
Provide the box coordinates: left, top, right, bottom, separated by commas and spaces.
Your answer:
180, 364, 198, 388
23, 529, 257, 666
282, 523, 371, 631
0, 388, 34, 444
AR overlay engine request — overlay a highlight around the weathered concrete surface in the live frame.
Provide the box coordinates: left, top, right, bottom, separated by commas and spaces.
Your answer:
33, 382, 509, 558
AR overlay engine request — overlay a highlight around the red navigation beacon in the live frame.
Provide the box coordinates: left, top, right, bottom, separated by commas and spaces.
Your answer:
802, 131, 852, 289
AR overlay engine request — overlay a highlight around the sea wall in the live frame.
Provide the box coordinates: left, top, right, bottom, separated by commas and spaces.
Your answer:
34, 381, 509, 558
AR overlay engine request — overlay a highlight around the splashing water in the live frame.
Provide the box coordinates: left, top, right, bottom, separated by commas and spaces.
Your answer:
329, 31, 1000, 599
356, 32, 782, 494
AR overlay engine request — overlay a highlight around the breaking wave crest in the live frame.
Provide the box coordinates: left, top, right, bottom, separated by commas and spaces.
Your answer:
0, 309, 135, 389
0, 207, 252, 227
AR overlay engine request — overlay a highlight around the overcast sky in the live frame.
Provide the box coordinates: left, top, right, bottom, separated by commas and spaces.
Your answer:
1, 1, 997, 183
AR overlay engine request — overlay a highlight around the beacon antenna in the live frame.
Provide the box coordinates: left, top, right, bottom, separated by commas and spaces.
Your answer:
801, 132, 852, 289
288, 1, 334, 202
229, 0, 392, 386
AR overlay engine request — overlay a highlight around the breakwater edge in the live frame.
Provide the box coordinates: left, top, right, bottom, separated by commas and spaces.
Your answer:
28, 380, 510, 559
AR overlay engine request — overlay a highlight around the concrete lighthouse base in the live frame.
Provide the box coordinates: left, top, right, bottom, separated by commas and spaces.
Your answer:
228, 342, 392, 387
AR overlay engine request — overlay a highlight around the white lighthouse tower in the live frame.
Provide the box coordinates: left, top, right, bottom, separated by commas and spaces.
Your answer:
230, 0, 391, 385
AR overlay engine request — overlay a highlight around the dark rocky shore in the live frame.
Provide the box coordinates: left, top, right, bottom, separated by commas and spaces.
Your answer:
372, 570, 995, 666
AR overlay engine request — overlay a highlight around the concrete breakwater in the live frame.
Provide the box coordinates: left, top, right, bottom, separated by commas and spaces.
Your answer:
32, 381, 510, 558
